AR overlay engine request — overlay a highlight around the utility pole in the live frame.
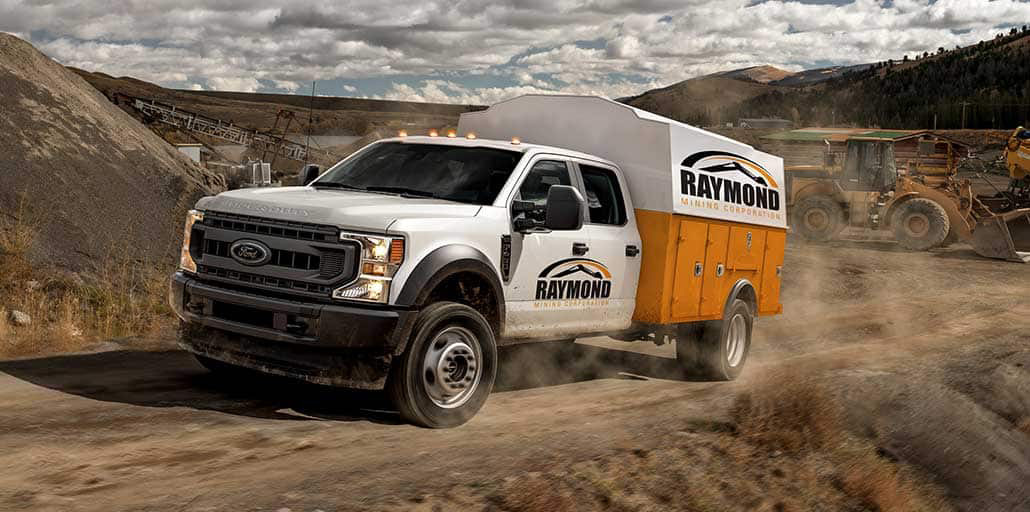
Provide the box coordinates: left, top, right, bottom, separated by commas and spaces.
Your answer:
305, 81, 315, 166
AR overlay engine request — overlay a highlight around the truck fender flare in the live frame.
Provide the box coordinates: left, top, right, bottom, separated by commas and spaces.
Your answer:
724, 279, 757, 316
395, 244, 505, 326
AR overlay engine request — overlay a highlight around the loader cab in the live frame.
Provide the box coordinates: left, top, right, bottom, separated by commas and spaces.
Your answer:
841, 139, 897, 192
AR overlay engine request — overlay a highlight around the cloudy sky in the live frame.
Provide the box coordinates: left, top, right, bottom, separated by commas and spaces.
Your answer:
2, 0, 1028, 104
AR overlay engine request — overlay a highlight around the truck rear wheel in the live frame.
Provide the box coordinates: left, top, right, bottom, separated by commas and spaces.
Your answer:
676, 299, 752, 381
891, 198, 950, 251
387, 302, 497, 428
793, 196, 845, 241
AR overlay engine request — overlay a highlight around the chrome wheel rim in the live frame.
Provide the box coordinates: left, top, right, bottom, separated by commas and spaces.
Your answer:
422, 326, 482, 409
726, 313, 747, 368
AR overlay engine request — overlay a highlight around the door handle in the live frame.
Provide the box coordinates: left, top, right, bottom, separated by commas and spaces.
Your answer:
572, 242, 589, 256
625, 245, 640, 257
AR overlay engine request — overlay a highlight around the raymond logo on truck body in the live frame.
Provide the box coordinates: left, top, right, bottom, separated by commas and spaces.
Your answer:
535, 258, 612, 300
680, 151, 781, 211
671, 142, 786, 229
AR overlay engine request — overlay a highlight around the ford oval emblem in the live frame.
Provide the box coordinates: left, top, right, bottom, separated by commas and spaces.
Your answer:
230, 239, 271, 266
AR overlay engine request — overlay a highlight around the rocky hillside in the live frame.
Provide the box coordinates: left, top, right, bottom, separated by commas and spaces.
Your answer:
0, 33, 225, 270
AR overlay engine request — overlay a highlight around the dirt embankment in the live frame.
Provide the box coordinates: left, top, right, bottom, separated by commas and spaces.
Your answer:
0, 33, 224, 270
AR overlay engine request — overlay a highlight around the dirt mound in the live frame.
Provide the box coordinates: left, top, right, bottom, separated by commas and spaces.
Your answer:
0, 34, 224, 270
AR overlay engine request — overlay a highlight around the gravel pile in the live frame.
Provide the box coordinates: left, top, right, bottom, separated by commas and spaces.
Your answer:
0, 33, 224, 269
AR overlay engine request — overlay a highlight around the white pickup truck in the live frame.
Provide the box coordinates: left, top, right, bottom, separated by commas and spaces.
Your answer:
170, 95, 786, 427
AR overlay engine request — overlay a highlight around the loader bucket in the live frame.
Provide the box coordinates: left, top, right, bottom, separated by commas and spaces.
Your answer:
971, 209, 1030, 263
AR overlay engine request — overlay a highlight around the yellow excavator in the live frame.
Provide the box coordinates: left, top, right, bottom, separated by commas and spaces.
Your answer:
786, 133, 1030, 262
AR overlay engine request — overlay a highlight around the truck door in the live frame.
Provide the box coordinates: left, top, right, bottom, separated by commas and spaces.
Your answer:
575, 162, 640, 332
504, 157, 600, 339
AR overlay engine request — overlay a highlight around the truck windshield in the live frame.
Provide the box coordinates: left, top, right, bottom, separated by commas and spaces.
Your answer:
314, 142, 523, 205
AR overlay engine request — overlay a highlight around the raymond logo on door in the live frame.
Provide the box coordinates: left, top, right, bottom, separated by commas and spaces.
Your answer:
535, 258, 612, 301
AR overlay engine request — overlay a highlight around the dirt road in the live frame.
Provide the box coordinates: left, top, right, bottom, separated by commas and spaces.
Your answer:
1, 241, 1028, 511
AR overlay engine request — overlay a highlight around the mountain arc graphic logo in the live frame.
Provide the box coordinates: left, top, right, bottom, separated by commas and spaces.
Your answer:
682, 151, 779, 188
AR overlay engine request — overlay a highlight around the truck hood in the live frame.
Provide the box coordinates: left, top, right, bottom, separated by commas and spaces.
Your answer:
196, 186, 481, 232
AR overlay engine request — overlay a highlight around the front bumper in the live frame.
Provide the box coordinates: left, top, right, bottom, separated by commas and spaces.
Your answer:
170, 272, 416, 389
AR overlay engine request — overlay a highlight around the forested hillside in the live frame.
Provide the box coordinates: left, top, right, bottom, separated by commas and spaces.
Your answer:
727, 28, 1030, 129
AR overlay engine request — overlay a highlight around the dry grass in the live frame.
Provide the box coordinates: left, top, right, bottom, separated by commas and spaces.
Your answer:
731, 369, 841, 452
0, 202, 174, 358
731, 369, 951, 512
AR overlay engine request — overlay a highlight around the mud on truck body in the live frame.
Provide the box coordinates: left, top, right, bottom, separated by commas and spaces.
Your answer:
170, 95, 787, 428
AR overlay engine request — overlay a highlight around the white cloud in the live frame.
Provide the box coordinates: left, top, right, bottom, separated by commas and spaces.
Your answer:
1, 0, 1027, 101
272, 79, 301, 92
207, 76, 262, 93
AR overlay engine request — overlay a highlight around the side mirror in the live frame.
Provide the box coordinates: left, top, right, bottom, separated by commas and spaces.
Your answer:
300, 164, 321, 186
544, 185, 584, 231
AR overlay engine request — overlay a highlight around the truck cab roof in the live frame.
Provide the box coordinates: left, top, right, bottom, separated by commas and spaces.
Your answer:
374, 135, 620, 169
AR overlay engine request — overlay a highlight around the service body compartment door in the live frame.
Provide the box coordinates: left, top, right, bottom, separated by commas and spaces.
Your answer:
759, 230, 786, 314
670, 219, 708, 320
699, 224, 731, 317
727, 226, 766, 272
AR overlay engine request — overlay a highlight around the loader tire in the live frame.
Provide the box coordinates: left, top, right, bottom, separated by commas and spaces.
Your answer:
676, 299, 752, 381
386, 302, 497, 428
793, 196, 845, 242
892, 198, 950, 251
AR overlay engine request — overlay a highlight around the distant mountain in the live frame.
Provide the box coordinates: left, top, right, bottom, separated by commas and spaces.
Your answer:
625, 28, 1030, 130
623, 63, 859, 126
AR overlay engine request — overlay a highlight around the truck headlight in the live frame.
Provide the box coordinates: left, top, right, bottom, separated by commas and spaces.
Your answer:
333, 276, 389, 302
179, 210, 204, 273
333, 232, 405, 303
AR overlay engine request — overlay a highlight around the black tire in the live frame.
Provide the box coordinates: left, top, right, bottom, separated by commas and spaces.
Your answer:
792, 196, 845, 241
891, 198, 950, 251
676, 299, 753, 381
387, 302, 497, 428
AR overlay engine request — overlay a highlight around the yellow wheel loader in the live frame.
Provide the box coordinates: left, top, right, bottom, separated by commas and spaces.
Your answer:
785, 136, 1030, 262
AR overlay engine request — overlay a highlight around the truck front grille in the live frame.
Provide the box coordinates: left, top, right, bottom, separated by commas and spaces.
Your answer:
202, 239, 321, 272
191, 211, 359, 298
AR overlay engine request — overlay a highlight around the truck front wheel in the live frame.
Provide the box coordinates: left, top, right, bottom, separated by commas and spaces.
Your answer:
387, 302, 497, 428
676, 299, 752, 381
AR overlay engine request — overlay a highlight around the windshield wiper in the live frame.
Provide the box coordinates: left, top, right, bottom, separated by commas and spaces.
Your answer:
310, 182, 366, 191
364, 186, 437, 198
